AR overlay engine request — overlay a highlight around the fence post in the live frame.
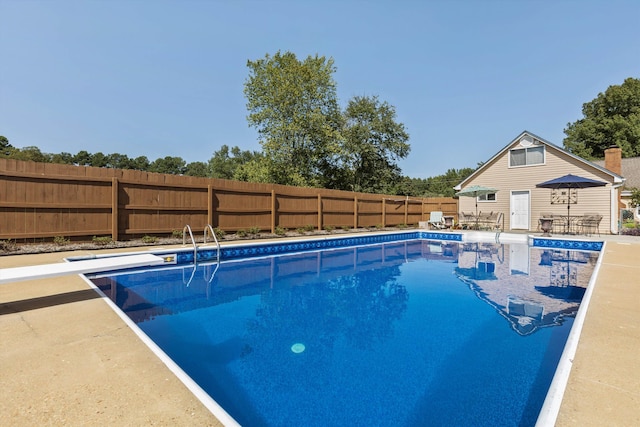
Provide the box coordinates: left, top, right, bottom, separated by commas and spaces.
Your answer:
404, 197, 408, 225
317, 194, 322, 231
111, 177, 119, 241
208, 184, 214, 227
382, 198, 386, 227
354, 196, 358, 229
271, 189, 276, 234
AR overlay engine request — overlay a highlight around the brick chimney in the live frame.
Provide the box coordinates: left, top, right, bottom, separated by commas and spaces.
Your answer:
604, 145, 625, 210
604, 145, 622, 175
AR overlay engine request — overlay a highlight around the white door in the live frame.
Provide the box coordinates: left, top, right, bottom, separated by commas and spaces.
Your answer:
509, 243, 530, 275
510, 191, 530, 230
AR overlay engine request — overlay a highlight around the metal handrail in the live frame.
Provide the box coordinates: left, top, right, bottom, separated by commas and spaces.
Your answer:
204, 224, 221, 262
183, 225, 197, 263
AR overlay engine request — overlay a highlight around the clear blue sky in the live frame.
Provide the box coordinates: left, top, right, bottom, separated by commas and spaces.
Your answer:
1, 0, 638, 179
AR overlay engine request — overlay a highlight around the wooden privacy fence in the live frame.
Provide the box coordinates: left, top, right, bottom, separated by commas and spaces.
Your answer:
0, 158, 458, 242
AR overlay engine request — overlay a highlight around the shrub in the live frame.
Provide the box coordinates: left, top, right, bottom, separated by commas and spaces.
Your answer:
341, 226, 351, 231
141, 235, 157, 244
274, 226, 286, 236
171, 229, 183, 238
323, 225, 335, 232
303, 224, 315, 232
0, 239, 17, 252
295, 227, 306, 234
248, 226, 261, 235
213, 227, 225, 239
53, 235, 70, 246
621, 227, 640, 236
236, 229, 247, 237
396, 223, 408, 229
92, 236, 113, 246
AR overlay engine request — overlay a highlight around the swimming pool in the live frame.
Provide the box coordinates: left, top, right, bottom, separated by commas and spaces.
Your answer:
87, 233, 601, 426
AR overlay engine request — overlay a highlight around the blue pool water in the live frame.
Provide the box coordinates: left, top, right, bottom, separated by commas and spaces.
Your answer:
90, 238, 598, 426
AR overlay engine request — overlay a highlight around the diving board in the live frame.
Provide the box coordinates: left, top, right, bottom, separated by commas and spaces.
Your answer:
0, 253, 166, 285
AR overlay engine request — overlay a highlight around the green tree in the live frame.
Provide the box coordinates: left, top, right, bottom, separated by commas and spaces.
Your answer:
149, 156, 187, 175
0, 135, 13, 157
130, 155, 151, 171
395, 167, 475, 197
74, 150, 93, 166
233, 156, 271, 183
244, 51, 343, 186
91, 152, 108, 167
564, 77, 640, 159
338, 96, 410, 193
184, 161, 210, 177
106, 153, 132, 169
50, 152, 74, 164
9, 146, 50, 163
208, 145, 263, 180
629, 188, 640, 208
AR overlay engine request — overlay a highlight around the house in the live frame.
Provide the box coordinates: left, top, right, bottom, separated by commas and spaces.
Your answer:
593, 152, 640, 221
454, 131, 625, 234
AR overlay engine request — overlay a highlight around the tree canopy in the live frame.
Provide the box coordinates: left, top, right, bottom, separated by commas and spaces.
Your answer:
208, 145, 263, 180
336, 96, 410, 193
0, 135, 13, 156
244, 51, 343, 187
243, 51, 413, 193
563, 77, 640, 159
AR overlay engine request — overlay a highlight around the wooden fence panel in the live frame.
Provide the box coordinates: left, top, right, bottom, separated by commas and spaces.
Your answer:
0, 158, 457, 241
213, 183, 273, 232
320, 194, 355, 229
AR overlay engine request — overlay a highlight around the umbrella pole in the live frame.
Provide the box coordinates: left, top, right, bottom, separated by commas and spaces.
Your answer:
475, 200, 479, 230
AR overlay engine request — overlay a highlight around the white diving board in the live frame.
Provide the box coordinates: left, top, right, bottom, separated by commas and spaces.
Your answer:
0, 253, 166, 285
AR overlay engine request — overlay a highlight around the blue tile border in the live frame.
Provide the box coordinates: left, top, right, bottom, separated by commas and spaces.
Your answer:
531, 238, 603, 252
171, 233, 600, 265
419, 232, 463, 242
170, 232, 459, 264
219, 232, 428, 261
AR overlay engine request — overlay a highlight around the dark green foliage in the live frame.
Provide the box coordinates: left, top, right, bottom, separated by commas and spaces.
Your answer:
396, 167, 476, 197
0, 135, 12, 156
564, 77, 640, 159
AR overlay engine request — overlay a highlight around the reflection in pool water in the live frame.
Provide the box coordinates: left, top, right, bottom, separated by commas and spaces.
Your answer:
91, 239, 598, 427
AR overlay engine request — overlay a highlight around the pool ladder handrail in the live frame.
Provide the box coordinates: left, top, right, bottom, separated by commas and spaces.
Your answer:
203, 224, 221, 263
183, 225, 197, 262
182, 224, 221, 287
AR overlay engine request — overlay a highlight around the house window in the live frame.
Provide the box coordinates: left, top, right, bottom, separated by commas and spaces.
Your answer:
478, 193, 496, 202
510, 146, 544, 167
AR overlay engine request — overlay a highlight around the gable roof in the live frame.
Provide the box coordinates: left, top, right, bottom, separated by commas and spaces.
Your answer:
454, 130, 625, 190
593, 156, 640, 189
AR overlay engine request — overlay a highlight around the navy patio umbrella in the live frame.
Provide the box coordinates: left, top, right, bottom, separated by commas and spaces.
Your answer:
536, 174, 607, 222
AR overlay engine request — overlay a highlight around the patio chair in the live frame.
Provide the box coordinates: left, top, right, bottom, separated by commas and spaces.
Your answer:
552, 216, 569, 234
427, 211, 446, 229
459, 211, 475, 229
577, 213, 602, 236
492, 212, 503, 231
477, 211, 493, 230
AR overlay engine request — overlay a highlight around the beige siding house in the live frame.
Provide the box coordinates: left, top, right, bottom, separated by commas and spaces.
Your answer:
454, 131, 625, 234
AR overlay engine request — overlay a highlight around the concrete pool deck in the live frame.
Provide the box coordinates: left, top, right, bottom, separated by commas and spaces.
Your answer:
1, 234, 638, 426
